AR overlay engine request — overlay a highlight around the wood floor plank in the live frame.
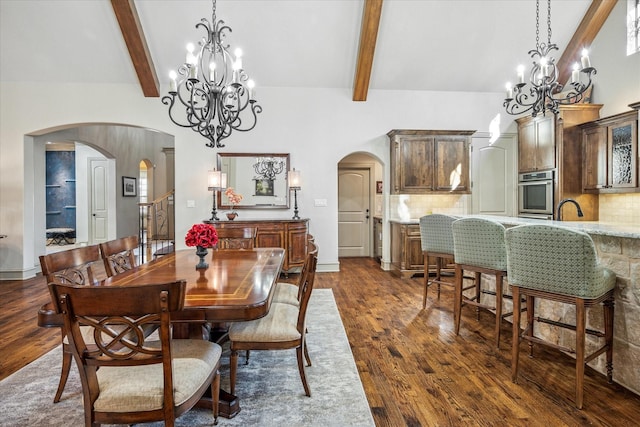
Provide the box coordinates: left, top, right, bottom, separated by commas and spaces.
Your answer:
1, 257, 639, 426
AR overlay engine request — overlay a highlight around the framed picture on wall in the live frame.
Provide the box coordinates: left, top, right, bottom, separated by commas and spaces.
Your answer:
122, 176, 137, 197
376, 181, 383, 194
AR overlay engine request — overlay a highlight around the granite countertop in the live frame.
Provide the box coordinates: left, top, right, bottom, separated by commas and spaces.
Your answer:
388, 215, 639, 239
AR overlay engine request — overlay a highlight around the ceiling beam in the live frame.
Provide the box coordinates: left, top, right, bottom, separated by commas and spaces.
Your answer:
111, 0, 159, 97
353, 0, 383, 101
557, 0, 617, 86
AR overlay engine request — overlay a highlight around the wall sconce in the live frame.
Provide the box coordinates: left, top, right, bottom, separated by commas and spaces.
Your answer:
207, 169, 227, 221
288, 168, 301, 220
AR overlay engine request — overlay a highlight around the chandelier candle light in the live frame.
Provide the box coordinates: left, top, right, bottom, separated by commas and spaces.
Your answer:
289, 169, 301, 220
162, 0, 262, 148
503, 0, 596, 117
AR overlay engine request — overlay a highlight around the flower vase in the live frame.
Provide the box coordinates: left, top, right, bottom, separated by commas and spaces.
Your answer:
226, 212, 237, 221
195, 245, 209, 269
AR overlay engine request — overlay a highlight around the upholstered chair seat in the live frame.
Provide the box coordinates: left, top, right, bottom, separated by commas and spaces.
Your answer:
93, 340, 222, 413
505, 224, 616, 409
273, 283, 300, 306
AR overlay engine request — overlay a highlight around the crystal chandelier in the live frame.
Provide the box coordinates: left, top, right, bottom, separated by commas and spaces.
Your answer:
503, 0, 596, 117
253, 157, 285, 181
162, 0, 262, 148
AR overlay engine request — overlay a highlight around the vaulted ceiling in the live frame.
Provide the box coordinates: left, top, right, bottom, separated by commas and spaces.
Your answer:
0, 0, 616, 101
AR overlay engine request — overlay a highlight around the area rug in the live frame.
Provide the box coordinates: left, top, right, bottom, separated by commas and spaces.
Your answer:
0, 289, 374, 427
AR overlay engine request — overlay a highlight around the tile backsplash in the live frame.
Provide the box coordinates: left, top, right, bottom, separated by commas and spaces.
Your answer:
599, 193, 640, 224
389, 194, 470, 220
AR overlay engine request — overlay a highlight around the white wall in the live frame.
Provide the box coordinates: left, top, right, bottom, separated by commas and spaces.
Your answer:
590, 0, 640, 116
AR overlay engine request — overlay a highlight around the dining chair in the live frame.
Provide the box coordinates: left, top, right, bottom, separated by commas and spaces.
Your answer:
505, 224, 615, 409
38, 245, 103, 403
216, 227, 257, 249
99, 235, 139, 277
48, 280, 222, 426
273, 240, 318, 307
228, 248, 319, 397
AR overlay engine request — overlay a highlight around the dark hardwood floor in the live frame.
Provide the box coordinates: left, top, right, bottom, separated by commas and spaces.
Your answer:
1, 257, 639, 426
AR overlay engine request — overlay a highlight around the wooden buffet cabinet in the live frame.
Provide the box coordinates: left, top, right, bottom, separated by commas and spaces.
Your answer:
387, 129, 474, 194
209, 219, 309, 273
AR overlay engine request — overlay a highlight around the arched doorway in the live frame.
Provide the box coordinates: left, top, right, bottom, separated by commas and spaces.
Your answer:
337, 152, 384, 258
27, 123, 174, 269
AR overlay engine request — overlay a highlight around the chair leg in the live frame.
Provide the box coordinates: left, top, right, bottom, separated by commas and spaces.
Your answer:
435, 257, 442, 300
54, 346, 72, 403
423, 253, 429, 308
494, 274, 504, 349
296, 346, 311, 397
230, 350, 238, 396
474, 272, 482, 320
212, 369, 220, 425
303, 340, 312, 367
454, 265, 463, 335
604, 297, 615, 383
511, 286, 521, 383
527, 295, 535, 357
575, 298, 586, 409
245, 350, 250, 365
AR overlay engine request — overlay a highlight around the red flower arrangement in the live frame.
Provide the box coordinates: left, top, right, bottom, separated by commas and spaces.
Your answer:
185, 223, 219, 248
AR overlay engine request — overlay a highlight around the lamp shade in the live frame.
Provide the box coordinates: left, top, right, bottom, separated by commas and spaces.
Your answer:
289, 169, 301, 189
208, 170, 223, 189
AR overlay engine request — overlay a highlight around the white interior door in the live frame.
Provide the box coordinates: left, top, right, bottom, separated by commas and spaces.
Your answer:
471, 134, 517, 216
90, 158, 109, 244
338, 168, 371, 257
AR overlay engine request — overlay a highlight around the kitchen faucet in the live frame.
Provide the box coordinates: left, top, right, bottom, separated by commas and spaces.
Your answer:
556, 198, 584, 221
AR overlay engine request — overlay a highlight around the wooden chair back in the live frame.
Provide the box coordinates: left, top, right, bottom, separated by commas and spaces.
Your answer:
99, 235, 139, 277
39, 245, 102, 286
38, 245, 103, 403
297, 245, 319, 334
216, 227, 257, 250
48, 280, 220, 426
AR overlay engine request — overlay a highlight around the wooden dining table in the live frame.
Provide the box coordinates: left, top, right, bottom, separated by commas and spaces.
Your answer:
102, 247, 285, 324
39, 247, 286, 418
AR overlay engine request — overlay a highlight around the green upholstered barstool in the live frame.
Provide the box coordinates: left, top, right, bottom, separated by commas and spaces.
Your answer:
505, 224, 615, 409
452, 217, 510, 348
419, 214, 457, 308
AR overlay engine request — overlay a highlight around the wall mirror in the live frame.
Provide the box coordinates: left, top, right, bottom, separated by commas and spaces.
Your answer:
217, 153, 290, 209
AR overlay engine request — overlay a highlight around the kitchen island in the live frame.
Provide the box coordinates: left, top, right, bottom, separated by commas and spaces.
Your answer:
395, 214, 639, 395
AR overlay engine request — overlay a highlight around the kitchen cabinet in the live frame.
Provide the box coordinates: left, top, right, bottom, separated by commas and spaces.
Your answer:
582, 108, 639, 193
373, 217, 382, 263
516, 104, 603, 220
209, 218, 309, 273
387, 130, 474, 194
517, 115, 555, 172
390, 221, 423, 278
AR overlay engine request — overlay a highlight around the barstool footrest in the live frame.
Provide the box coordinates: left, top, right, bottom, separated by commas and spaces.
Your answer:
521, 334, 575, 354
535, 316, 606, 338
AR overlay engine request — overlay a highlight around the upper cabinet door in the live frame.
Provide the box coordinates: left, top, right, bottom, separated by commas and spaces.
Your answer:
399, 137, 435, 193
535, 116, 556, 171
582, 125, 608, 191
517, 115, 555, 173
434, 136, 469, 192
608, 118, 638, 188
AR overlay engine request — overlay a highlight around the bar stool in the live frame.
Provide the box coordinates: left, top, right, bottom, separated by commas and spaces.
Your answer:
419, 214, 457, 308
452, 217, 510, 348
505, 224, 615, 409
